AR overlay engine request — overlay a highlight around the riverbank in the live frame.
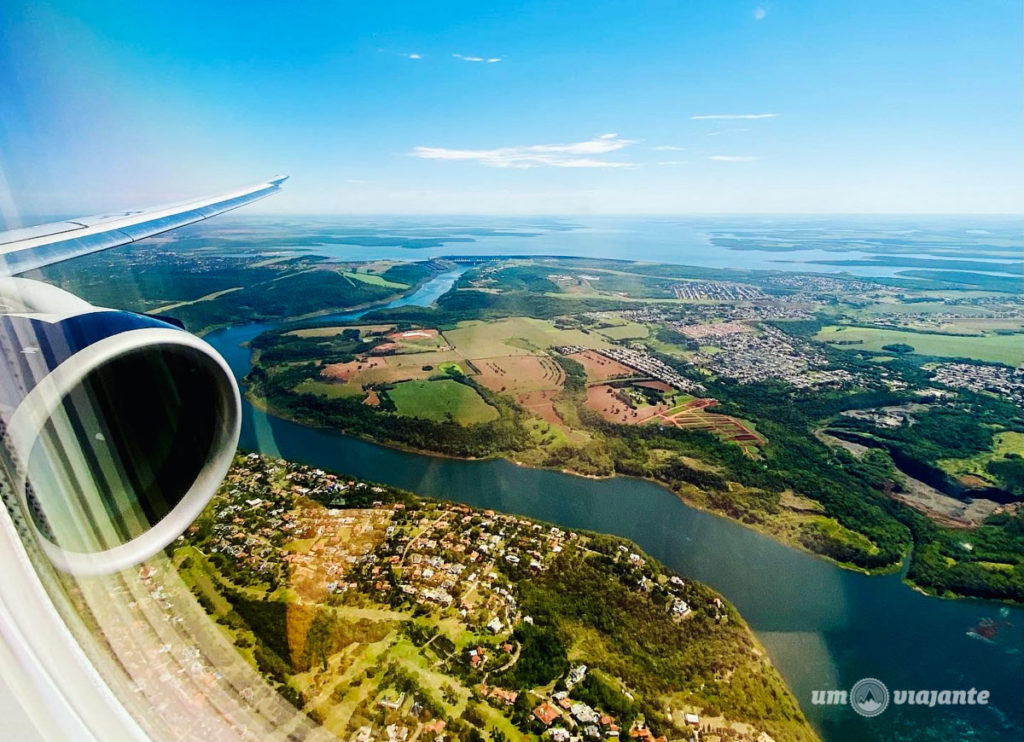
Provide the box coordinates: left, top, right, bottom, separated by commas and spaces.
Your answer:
248, 386, 920, 581
191, 453, 821, 742
203, 266, 1024, 742
194, 270, 445, 339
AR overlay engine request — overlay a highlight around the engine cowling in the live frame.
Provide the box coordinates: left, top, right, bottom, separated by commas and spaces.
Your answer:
0, 278, 240, 575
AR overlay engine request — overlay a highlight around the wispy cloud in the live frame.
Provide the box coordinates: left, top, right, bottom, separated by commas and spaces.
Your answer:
404, 52, 423, 60
656, 160, 688, 166
708, 155, 758, 162
706, 128, 750, 137
691, 113, 778, 120
652, 145, 687, 151
453, 53, 502, 63
412, 133, 635, 168
754, 6, 768, 20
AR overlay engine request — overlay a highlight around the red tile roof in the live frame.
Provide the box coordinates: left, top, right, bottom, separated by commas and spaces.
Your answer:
533, 703, 561, 726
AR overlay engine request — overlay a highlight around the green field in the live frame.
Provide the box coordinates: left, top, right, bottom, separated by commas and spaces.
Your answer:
391, 329, 448, 352
388, 379, 499, 424
443, 317, 611, 357
815, 325, 1024, 365
287, 323, 395, 339
854, 301, 995, 317
339, 270, 408, 289
644, 336, 695, 360
294, 379, 365, 399
597, 321, 650, 340
938, 431, 1024, 484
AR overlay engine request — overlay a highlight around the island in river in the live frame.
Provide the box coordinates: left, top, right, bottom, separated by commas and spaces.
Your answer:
178, 453, 817, 742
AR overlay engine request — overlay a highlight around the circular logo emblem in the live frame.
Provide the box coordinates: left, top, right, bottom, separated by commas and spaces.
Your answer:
849, 678, 889, 717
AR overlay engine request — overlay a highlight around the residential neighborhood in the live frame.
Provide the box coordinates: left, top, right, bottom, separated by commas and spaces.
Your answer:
931, 362, 1024, 407
180, 455, 794, 742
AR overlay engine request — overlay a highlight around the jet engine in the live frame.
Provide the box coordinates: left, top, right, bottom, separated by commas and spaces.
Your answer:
0, 277, 240, 575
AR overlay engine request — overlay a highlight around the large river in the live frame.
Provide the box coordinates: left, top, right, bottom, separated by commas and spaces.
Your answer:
205, 271, 1023, 742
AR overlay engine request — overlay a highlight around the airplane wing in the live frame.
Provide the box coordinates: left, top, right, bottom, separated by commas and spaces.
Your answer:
0, 175, 288, 277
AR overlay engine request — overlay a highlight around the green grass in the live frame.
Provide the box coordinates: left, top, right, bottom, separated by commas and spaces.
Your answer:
444, 317, 611, 358
438, 361, 465, 375
339, 270, 409, 289
389, 379, 499, 424
597, 321, 649, 340
938, 431, 1024, 483
853, 301, 995, 318
644, 337, 695, 360
803, 515, 880, 557
978, 561, 1017, 572
294, 379, 365, 399
815, 325, 1024, 365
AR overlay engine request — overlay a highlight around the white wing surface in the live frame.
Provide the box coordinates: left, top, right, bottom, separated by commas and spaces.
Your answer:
0, 176, 288, 276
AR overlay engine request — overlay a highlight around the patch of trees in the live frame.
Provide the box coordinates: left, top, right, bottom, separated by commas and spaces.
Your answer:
497, 623, 569, 689
654, 326, 697, 350
230, 593, 291, 664
553, 354, 587, 393
908, 542, 1024, 602
988, 457, 1024, 495
515, 550, 808, 738
174, 269, 399, 333
247, 363, 533, 459
487, 266, 561, 293
362, 291, 637, 328
569, 671, 636, 722
828, 402, 1015, 499
250, 328, 373, 365
380, 261, 438, 286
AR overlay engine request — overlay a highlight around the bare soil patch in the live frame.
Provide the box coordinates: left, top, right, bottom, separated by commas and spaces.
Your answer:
570, 350, 635, 382
322, 357, 386, 382
585, 384, 672, 424
516, 389, 565, 427
473, 355, 565, 394
388, 328, 439, 341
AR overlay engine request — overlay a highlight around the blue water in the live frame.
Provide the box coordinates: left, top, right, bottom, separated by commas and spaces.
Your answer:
205, 267, 1024, 742
206, 214, 1024, 281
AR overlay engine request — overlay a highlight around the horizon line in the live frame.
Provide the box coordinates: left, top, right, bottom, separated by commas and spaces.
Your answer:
7, 211, 1023, 225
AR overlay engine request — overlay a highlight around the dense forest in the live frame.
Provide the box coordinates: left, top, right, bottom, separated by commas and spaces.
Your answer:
513, 538, 813, 740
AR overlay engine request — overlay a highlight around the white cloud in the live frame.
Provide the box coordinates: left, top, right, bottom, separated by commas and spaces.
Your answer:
653, 145, 687, 151
405, 53, 423, 60
656, 160, 689, 166
691, 113, 778, 120
708, 155, 759, 162
754, 6, 768, 20
453, 54, 502, 63
411, 133, 636, 168
706, 128, 750, 137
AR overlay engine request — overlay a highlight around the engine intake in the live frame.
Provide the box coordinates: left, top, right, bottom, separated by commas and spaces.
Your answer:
0, 279, 240, 575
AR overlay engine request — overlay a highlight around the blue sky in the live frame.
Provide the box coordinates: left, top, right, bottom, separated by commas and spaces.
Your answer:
1, 0, 1021, 217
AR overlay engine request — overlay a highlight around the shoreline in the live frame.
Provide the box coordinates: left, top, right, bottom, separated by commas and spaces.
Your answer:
194, 271, 441, 338
250, 392, 1004, 599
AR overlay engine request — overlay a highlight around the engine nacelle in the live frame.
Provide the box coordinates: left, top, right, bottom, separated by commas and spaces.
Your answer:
0, 278, 240, 575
